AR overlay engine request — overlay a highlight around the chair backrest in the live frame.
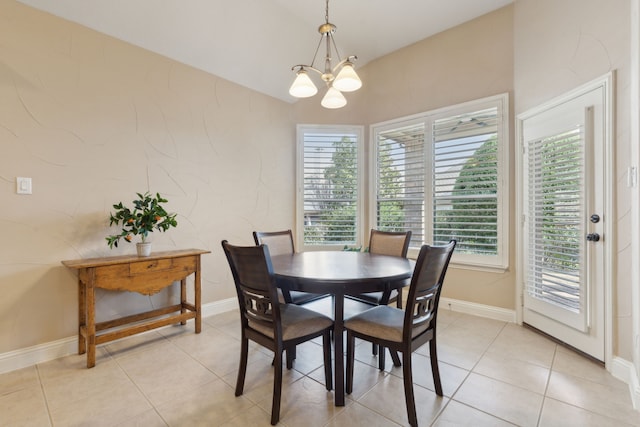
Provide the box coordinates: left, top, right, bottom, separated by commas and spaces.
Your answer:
221, 240, 282, 336
253, 230, 295, 256
368, 229, 412, 258
404, 240, 456, 342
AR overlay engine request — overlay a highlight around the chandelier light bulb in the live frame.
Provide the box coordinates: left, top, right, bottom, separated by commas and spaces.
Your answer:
333, 62, 362, 92
289, 69, 318, 98
321, 86, 347, 109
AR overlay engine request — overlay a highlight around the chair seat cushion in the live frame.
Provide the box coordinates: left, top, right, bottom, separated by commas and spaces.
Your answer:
250, 304, 333, 341
344, 305, 429, 342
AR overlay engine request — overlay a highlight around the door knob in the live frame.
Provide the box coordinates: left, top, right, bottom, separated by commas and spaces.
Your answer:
586, 233, 600, 242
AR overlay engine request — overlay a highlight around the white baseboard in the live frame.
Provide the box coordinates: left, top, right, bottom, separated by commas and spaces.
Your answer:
0, 336, 78, 375
0, 298, 238, 375
439, 297, 517, 323
201, 297, 237, 318
611, 356, 640, 410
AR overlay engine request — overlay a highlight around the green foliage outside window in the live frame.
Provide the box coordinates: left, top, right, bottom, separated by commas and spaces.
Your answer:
434, 138, 498, 255
304, 136, 358, 244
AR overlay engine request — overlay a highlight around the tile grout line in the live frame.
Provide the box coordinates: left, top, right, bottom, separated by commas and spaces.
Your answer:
440, 318, 527, 426
108, 336, 172, 427
34, 363, 55, 427
535, 343, 558, 426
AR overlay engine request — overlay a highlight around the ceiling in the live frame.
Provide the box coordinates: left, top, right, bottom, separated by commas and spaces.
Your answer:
17, 0, 513, 103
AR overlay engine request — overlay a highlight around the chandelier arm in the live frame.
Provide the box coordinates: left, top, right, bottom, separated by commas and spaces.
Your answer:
290, 64, 324, 76
308, 34, 325, 70
329, 33, 343, 68
331, 55, 358, 74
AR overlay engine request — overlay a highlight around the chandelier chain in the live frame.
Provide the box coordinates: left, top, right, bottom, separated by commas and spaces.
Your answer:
325, 0, 329, 24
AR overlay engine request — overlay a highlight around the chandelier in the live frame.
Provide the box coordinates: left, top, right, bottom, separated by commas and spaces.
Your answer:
288, 0, 362, 109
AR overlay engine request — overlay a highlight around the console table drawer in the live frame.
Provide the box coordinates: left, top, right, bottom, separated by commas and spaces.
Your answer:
93, 256, 197, 294
130, 258, 174, 274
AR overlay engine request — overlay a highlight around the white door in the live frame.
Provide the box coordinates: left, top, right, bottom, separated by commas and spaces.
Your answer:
519, 74, 612, 361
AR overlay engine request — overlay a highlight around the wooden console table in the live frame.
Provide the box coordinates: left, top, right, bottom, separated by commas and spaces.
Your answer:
62, 248, 210, 368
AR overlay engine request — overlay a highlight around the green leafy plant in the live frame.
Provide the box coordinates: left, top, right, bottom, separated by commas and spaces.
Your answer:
106, 192, 178, 249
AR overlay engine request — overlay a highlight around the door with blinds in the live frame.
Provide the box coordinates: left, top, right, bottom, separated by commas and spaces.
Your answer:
519, 75, 611, 361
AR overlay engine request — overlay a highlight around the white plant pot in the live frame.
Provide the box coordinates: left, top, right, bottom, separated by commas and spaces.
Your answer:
136, 242, 152, 257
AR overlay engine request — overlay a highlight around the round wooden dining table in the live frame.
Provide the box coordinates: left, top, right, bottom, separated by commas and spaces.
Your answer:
270, 251, 415, 406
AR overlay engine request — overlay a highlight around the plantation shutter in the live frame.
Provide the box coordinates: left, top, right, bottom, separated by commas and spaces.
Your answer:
301, 130, 359, 246
526, 127, 584, 313
432, 107, 500, 255
374, 123, 426, 247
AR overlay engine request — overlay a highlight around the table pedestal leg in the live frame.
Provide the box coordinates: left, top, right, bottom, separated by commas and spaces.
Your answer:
334, 291, 345, 406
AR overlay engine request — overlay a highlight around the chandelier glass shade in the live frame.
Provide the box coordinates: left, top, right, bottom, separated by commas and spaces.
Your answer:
321, 86, 347, 109
289, 0, 361, 108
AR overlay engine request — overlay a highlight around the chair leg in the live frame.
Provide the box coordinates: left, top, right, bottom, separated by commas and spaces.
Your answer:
372, 342, 378, 355
378, 345, 385, 370
390, 349, 402, 367
323, 330, 333, 391
402, 349, 418, 427
271, 349, 283, 425
286, 346, 296, 369
235, 337, 249, 396
346, 331, 355, 394
429, 338, 443, 396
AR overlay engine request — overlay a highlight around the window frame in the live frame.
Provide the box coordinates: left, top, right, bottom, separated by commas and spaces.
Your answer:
369, 93, 510, 271
295, 124, 365, 252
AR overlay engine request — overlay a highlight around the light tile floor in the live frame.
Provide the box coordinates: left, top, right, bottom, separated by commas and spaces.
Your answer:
2, 308, 639, 426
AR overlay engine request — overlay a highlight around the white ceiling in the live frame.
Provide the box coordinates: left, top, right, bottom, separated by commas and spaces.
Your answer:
17, 0, 513, 103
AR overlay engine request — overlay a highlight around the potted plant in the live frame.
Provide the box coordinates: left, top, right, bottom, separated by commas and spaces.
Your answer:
106, 192, 178, 256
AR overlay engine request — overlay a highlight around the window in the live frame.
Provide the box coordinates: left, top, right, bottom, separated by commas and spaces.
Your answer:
296, 125, 364, 250
371, 94, 509, 270
374, 121, 427, 243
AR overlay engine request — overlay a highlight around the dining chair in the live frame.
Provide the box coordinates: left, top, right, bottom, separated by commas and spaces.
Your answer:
253, 230, 328, 305
346, 229, 412, 358
221, 240, 333, 425
346, 229, 412, 308
345, 240, 456, 427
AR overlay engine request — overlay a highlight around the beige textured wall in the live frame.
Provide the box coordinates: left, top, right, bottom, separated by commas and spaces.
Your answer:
2, 0, 632, 364
513, 0, 631, 358
296, 6, 517, 309
0, 1, 295, 354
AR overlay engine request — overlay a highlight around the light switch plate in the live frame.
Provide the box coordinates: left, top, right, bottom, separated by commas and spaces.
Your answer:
17, 177, 32, 195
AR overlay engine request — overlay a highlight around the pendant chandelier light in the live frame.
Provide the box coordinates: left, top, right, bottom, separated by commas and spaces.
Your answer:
288, 0, 362, 109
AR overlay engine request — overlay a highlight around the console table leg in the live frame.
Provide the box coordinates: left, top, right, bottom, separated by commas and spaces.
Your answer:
86, 282, 96, 368
78, 280, 86, 355
195, 260, 202, 334
180, 278, 187, 326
